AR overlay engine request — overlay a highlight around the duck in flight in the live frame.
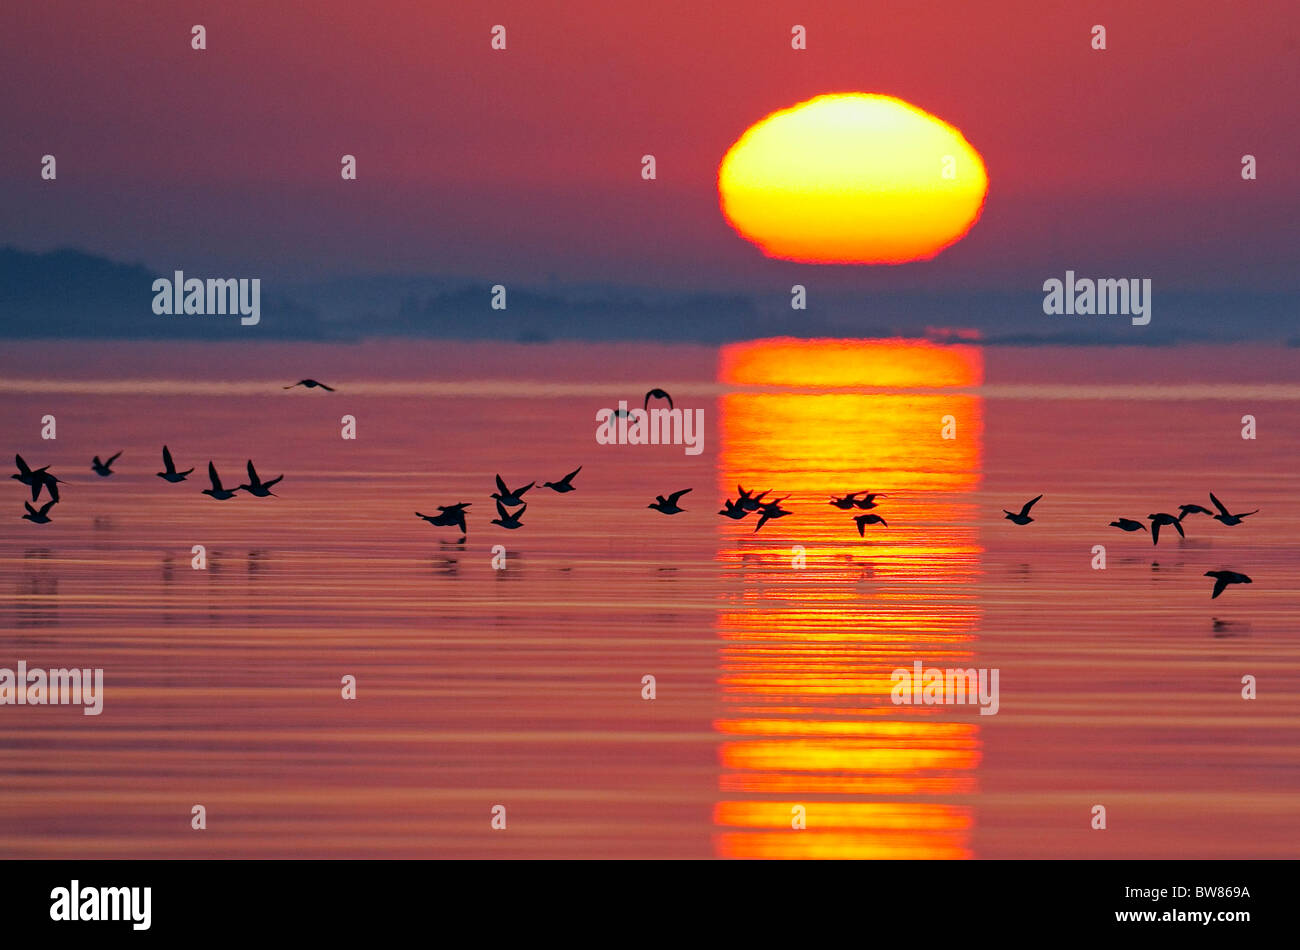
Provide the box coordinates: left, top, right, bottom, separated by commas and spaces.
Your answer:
201, 462, 238, 500
754, 498, 792, 532
828, 492, 860, 510
648, 488, 692, 514
1205, 570, 1252, 599
238, 460, 284, 497
491, 475, 534, 507
1209, 492, 1258, 527
284, 379, 335, 392
21, 500, 56, 524
854, 513, 888, 535
12, 454, 62, 503
416, 502, 471, 535
718, 498, 749, 520
644, 388, 673, 411
852, 492, 886, 510
736, 485, 769, 512
1177, 503, 1214, 519
491, 500, 526, 529
156, 445, 194, 482
1109, 518, 1147, 533
1003, 494, 1043, 525
91, 452, 122, 477
542, 466, 582, 493
1147, 512, 1184, 545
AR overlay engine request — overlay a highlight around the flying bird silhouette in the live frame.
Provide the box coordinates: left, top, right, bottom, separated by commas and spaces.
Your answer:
238, 460, 283, 497
91, 452, 122, 477
201, 462, 238, 500
852, 493, 886, 510
753, 500, 792, 532
417, 502, 471, 535
828, 493, 860, 510
643, 388, 674, 411
648, 488, 692, 514
1002, 495, 1043, 525
1147, 512, 1185, 545
736, 485, 770, 512
1205, 570, 1252, 599
1109, 518, 1147, 532
13, 454, 61, 502
491, 475, 534, 507
491, 500, 526, 529
854, 513, 888, 535
718, 499, 749, 520
284, 379, 335, 391
21, 500, 56, 524
1209, 493, 1258, 526
542, 466, 582, 493
156, 445, 194, 482
1177, 503, 1214, 518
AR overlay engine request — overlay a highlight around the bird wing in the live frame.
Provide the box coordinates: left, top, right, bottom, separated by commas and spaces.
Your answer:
1211, 576, 1228, 599
246, 460, 260, 484
1209, 492, 1229, 516
107, 451, 122, 465
855, 518, 865, 537
263, 475, 284, 489
15, 454, 30, 476
24, 501, 36, 516
514, 504, 526, 519
1173, 518, 1185, 537
1151, 521, 1160, 545
208, 462, 222, 490
495, 500, 509, 519
39, 500, 55, 516
1021, 494, 1043, 516
320, 382, 335, 391
877, 516, 888, 526
92, 456, 103, 467
495, 474, 508, 494
44, 477, 58, 503
162, 446, 175, 471
665, 392, 673, 410
754, 511, 771, 532
563, 466, 582, 483
667, 488, 693, 504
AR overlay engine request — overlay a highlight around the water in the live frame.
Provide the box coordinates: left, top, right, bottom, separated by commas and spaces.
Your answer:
1, 339, 1297, 858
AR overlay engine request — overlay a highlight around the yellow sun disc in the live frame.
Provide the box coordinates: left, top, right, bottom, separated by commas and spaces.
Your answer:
717, 93, 988, 264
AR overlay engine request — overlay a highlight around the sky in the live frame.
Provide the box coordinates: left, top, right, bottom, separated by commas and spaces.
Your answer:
2, 0, 1297, 296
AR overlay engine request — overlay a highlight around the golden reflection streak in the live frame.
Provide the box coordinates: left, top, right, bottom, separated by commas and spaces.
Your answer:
715, 339, 983, 858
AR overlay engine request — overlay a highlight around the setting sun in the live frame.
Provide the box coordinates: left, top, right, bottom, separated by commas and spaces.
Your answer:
717, 93, 989, 264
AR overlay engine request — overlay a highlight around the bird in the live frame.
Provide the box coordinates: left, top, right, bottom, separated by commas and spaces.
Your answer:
754, 500, 792, 532
648, 488, 692, 514
490, 500, 526, 529
12, 454, 61, 502
852, 493, 886, 510
156, 445, 194, 482
1205, 570, 1252, 599
854, 513, 888, 536
542, 466, 582, 493
90, 452, 122, 477
1147, 512, 1185, 545
21, 500, 56, 524
284, 379, 335, 392
1177, 503, 1214, 518
828, 493, 860, 510
736, 485, 770, 512
201, 462, 238, 500
238, 460, 283, 497
491, 475, 534, 507
1002, 495, 1043, 525
644, 388, 674, 411
718, 499, 749, 520
1209, 492, 1258, 527
416, 502, 471, 535
1109, 518, 1147, 532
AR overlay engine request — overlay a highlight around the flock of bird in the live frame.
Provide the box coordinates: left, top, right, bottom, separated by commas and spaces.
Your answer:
1002, 492, 1257, 599
9, 378, 1259, 601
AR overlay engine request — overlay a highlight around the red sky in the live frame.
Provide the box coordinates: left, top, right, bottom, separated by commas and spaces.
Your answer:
3, 0, 1296, 289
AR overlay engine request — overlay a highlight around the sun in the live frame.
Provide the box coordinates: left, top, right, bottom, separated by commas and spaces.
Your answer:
717, 93, 988, 264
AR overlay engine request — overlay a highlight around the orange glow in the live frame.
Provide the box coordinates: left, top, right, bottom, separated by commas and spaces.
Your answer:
721, 337, 982, 390
718, 93, 988, 263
